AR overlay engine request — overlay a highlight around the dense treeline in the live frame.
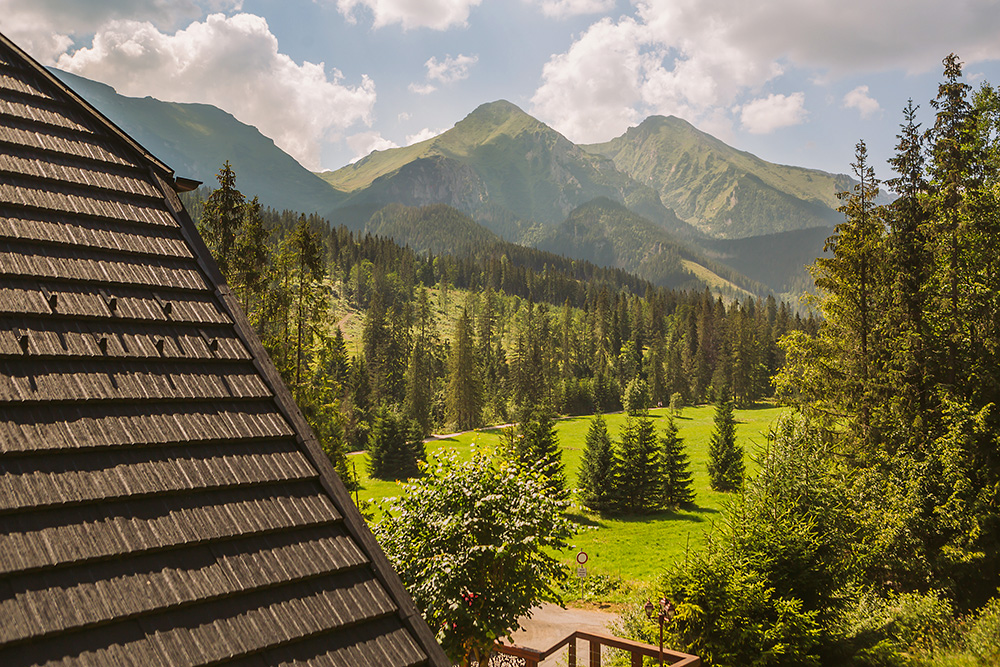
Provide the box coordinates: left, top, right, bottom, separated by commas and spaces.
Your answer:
185, 164, 813, 486
633, 55, 1000, 666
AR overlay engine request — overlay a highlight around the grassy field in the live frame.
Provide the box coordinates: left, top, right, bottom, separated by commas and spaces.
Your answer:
349, 404, 787, 598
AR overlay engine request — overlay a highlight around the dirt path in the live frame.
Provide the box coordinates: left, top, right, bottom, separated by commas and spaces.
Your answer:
505, 603, 620, 667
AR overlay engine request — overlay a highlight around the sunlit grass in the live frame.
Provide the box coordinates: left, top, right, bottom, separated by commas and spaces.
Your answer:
351, 404, 788, 597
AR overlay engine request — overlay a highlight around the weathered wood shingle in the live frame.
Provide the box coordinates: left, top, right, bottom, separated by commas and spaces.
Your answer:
0, 32, 449, 667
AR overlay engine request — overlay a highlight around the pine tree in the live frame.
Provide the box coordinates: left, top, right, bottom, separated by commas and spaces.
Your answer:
614, 413, 661, 513
367, 405, 424, 480
577, 413, 616, 511
659, 415, 694, 507
516, 408, 565, 496
707, 394, 744, 492
445, 308, 482, 430
288, 214, 324, 400
404, 288, 436, 436
232, 195, 268, 315
199, 160, 244, 280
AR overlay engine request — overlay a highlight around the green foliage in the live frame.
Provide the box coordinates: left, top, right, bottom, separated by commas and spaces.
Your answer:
367, 404, 424, 480
614, 413, 661, 514
445, 308, 483, 431
661, 553, 823, 667
577, 413, 617, 511
670, 391, 684, 416
507, 408, 566, 496
373, 448, 572, 667
964, 596, 1000, 664
844, 590, 958, 665
659, 416, 695, 507
623, 376, 651, 416
707, 395, 744, 491
650, 415, 860, 666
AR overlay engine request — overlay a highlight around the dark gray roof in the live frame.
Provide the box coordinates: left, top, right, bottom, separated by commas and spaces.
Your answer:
0, 32, 450, 667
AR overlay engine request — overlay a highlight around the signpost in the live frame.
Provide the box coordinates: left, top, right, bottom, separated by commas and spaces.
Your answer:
576, 551, 588, 600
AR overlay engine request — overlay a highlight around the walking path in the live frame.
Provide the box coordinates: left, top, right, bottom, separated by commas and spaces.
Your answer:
506, 603, 620, 667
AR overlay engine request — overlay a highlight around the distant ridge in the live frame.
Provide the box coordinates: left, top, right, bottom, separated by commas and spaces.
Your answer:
321, 100, 697, 241
50, 68, 347, 219
58, 71, 833, 296
584, 115, 851, 238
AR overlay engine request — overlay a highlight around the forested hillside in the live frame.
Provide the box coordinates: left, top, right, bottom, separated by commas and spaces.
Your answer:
623, 55, 1000, 666
183, 164, 814, 488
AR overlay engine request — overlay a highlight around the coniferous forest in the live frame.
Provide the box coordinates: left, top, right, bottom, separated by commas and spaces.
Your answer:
183, 54, 1000, 666
185, 170, 813, 487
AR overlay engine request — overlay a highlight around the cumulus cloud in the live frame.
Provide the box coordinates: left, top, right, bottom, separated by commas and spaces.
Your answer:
405, 127, 445, 145
530, 0, 1000, 143
842, 85, 881, 119
335, 0, 482, 30
409, 53, 477, 96
55, 13, 375, 170
529, 0, 615, 18
0, 0, 241, 63
347, 131, 399, 162
530, 18, 645, 142
408, 82, 438, 95
739, 93, 808, 134
426, 53, 478, 83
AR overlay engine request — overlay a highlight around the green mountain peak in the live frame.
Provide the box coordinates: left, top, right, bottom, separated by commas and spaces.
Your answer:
585, 115, 851, 238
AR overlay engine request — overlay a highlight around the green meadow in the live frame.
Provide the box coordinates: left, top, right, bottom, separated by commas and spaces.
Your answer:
349, 404, 787, 596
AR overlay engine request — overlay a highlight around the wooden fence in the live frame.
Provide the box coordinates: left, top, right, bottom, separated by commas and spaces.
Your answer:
491, 629, 701, 667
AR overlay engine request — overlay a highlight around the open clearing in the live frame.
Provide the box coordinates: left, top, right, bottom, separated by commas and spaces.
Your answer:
351, 404, 787, 596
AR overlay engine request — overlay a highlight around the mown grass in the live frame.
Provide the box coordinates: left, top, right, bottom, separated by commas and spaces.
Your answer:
350, 404, 787, 600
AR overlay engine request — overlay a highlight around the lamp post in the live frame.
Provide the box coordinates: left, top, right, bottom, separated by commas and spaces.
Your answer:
644, 597, 675, 667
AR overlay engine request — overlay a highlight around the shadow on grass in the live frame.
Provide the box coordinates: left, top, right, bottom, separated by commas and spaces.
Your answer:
566, 511, 608, 528
572, 504, 720, 526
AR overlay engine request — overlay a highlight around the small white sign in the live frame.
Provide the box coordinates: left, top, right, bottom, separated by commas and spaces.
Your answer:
577, 566, 587, 578
576, 551, 588, 565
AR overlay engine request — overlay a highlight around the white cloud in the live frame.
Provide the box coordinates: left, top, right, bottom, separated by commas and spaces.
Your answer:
405, 127, 444, 145
842, 85, 881, 119
530, 17, 645, 143
425, 53, 478, 83
335, 0, 482, 30
347, 131, 399, 162
55, 13, 376, 171
408, 82, 438, 95
739, 92, 808, 134
409, 53, 477, 96
530, 0, 1000, 143
529, 0, 615, 18
0, 0, 241, 63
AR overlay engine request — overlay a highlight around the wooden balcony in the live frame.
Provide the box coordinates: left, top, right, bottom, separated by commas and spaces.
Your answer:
492, 629, 700, 667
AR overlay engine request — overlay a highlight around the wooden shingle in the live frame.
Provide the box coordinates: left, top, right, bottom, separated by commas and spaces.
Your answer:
0, 31, 449, 667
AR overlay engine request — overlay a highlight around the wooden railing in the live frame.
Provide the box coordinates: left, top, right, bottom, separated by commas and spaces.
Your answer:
492, 630, 701, 667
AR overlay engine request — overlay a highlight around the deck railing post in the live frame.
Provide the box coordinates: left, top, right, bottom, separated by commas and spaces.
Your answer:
631, 650, 643, 667
568, 636, 576, 667
590, 638, 601, 667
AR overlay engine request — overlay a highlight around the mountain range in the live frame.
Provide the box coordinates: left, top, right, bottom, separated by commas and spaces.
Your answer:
54, 68, 844, 298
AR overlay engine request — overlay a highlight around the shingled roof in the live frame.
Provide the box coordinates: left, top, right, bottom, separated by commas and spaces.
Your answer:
0, 32, 451, 667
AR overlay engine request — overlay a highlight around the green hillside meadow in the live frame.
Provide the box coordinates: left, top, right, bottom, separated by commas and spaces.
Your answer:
350, 404, 786, 597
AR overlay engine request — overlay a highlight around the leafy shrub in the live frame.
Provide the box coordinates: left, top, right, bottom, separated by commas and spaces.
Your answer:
964, 596, 1000, 664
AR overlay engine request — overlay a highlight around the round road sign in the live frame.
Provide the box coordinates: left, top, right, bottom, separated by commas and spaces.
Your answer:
576, 551, 588, 565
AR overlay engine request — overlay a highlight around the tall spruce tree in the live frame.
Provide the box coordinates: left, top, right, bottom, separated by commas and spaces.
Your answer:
516, 408, 565, 496
445, 308, 482, 430
367, 405, 424, 480
614, 413, 661, 513
659, 415, 694, 507
199, 161, 244, 280
707, 393, 743, 492
577, 413, 616, 511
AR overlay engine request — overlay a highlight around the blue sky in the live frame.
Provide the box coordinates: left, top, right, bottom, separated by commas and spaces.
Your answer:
4, 0, 1000, 178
